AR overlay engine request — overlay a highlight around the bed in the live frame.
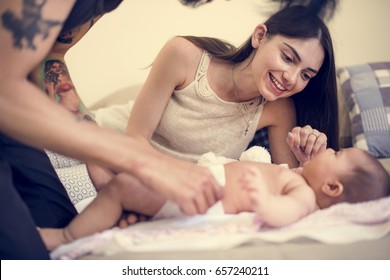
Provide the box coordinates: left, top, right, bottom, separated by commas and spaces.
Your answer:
50, 62, 390, 260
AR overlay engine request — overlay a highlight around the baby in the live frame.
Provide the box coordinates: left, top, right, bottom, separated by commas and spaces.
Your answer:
40, 147, 390, 250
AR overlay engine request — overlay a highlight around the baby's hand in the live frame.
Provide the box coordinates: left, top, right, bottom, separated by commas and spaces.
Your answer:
240, 167, 270, 215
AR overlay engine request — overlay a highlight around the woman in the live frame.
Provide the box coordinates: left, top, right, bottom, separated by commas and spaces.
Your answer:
126, 4, 338, 168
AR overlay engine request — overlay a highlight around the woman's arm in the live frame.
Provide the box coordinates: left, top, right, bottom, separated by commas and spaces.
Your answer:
126, 37, 201, 140
258, 98, 327, 167
258, 98, 299, 167
0, 1, 221, 215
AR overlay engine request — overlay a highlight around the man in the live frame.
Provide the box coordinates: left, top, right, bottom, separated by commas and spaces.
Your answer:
0, 0, 220, 260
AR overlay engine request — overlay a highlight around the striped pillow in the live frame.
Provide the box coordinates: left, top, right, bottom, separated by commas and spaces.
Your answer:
338, 62, 390, 158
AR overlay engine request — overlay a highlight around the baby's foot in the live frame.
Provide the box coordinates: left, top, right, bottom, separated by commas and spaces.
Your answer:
117, 211, 150, 228
37, 227, 72, 251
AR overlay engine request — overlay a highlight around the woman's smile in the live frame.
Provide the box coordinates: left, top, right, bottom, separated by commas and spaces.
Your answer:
269, 73, 287, 94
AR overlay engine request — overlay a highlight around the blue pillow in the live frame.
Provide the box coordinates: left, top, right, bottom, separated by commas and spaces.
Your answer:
338, 62, 390, 158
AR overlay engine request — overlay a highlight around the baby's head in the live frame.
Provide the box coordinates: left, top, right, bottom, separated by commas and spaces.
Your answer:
302, 147, 390, 209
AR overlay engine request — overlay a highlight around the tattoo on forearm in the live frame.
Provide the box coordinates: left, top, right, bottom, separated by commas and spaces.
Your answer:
40, 58, 94, 122
1, 0, 62, 50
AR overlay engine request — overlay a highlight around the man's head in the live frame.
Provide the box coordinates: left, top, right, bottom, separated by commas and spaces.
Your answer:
180, 0, 213, 7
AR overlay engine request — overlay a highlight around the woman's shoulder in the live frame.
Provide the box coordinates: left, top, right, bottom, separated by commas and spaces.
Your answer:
167, 36, 202, 49
162, 36, 204, 63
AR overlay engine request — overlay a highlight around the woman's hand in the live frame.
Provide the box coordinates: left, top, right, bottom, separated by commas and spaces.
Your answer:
286, 125, 327, 166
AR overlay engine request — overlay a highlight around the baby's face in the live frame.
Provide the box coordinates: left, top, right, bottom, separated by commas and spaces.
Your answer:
301, 148, 364, 189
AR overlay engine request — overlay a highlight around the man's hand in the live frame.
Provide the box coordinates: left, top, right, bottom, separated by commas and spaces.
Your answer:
137, 154, 224, 216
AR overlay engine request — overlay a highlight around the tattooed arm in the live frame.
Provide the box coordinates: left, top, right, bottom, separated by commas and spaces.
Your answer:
29, 15, 116, 189
0, 0, 222, 215
29, 16, 101, 120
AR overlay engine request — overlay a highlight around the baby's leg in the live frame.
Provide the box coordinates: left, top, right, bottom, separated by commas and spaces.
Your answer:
86, 162, 115, 191
87, 164, 150, 227
40, 173, 166, 250
65, 173, 166, 240
38, 227, 73, 251
114, 173, 167, 216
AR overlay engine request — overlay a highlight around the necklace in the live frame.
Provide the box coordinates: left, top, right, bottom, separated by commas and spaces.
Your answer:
232, 64, 261, 136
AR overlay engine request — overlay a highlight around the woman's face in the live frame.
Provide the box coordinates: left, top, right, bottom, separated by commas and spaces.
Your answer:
251, 29, 324, 102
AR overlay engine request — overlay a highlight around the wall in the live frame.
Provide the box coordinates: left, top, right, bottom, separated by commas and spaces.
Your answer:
65, 0, 390, 107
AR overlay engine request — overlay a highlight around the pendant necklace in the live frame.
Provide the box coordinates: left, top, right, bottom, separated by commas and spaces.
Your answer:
232, 64, 261, 136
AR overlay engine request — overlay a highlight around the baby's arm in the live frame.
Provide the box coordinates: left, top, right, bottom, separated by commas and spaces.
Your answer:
242, 168, 316, 227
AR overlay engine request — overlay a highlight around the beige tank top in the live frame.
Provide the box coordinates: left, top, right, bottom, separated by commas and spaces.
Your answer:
151, 52, 265, 162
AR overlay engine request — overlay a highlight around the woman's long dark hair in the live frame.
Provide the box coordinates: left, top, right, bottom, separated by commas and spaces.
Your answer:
180, 2, 339, 149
